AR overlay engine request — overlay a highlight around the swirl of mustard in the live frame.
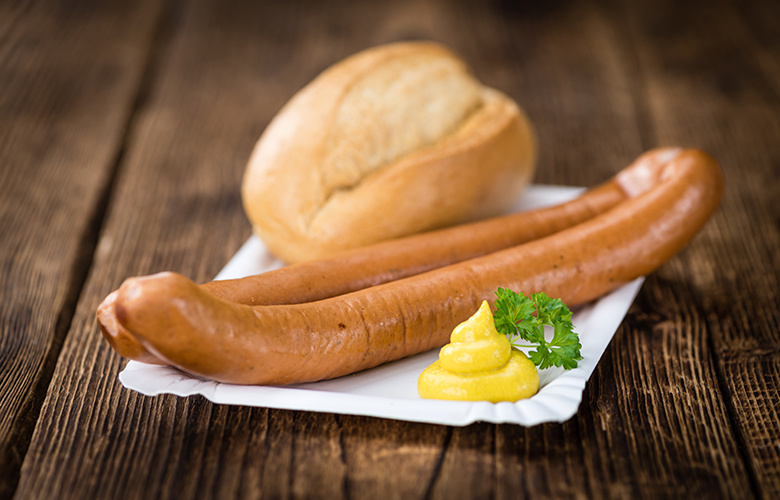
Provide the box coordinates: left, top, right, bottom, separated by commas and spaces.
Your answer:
417, 301, 539, 402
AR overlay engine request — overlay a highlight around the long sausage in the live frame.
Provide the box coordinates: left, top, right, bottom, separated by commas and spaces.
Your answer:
111, 149, 723, 385
100, 148, 661, 363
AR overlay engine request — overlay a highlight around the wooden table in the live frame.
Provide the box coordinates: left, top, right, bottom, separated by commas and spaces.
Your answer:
2, 0, 778, 498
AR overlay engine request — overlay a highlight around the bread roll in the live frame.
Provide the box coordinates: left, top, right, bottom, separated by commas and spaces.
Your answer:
242, 41, 536, 263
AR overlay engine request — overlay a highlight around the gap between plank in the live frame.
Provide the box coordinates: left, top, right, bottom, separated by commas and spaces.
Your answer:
611, 0, 767, 495
423, 426, 453, 499
0, 2, 180, 500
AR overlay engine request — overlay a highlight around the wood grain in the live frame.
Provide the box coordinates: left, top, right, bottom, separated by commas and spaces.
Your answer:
14, 0, 358, 497
616, 0, 780, 496
0, 1, 164, 498
3, 0, 778, 498
336, 416, 450, 499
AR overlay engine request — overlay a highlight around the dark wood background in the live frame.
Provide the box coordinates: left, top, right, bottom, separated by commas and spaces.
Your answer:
1, 0, 778, 498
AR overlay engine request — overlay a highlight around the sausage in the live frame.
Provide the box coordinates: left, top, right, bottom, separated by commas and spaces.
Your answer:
99, 147, 647, 363
99, 178, 625, 364
110, 148, 723, 385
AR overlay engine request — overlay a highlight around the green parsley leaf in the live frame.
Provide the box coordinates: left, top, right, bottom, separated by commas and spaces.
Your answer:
493, 288, 583, 370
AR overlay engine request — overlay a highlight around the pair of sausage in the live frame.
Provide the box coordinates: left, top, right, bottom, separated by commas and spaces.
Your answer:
99, 162, 630, 364
99, 148, 723, 385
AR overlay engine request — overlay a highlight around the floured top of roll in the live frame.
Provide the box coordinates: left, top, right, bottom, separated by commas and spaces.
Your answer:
321, 51, 483, 194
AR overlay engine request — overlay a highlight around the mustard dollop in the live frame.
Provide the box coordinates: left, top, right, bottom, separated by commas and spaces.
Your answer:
417, 301, 539, 402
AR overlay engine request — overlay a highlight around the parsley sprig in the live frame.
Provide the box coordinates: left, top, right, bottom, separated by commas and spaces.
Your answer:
493, 288, 583, 370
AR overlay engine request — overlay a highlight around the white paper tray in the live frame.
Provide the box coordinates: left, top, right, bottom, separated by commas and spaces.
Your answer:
120, 185, 643, 426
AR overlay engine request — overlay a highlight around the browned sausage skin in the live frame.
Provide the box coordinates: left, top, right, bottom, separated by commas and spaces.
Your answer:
112, 149, 723, 385
99, 149, 646, 363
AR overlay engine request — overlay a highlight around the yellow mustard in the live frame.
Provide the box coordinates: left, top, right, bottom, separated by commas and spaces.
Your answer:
417, 301, 539, 402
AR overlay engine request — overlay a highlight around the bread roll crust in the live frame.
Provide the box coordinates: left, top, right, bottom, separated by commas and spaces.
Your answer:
242, 41, 536, 263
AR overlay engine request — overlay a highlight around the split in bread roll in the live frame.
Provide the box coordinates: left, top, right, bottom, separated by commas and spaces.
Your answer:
242, 41, 537, 263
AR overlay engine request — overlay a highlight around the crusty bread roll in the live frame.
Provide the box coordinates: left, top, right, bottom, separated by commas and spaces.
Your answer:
242, 41, 536, 263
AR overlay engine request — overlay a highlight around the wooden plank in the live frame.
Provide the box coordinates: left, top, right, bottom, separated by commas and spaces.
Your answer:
615, 0, 780, 496
15, 0, 356, 497
0, 1, 165, 498
335, 416, 449, 499
13, 0, 773, 499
